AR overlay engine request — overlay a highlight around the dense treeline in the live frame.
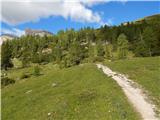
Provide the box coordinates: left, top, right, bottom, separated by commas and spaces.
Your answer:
1, 19, 160, 70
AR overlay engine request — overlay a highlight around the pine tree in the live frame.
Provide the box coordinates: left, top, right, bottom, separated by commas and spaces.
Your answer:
20, 48, 31, 67
117, 33, 129, 59
96, 41, 105, 57
135, 33, 148, 56
1, 41, 13, 70
88, 44, 96, 62
54, 44, 62, 64
69, 40, 81, 66
105, 44, 113, 59
142, 26, 158, 56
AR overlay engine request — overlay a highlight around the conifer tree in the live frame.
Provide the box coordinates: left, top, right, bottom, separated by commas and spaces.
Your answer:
1, 41, 13, 70
105, 44, 113, 59
117, 33, 129, 59
142, 27, 158, 56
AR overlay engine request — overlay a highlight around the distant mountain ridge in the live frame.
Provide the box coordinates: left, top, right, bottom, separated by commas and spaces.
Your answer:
0, 34, 17, 45
25, 28, 53, 37
0, 29, 53, 45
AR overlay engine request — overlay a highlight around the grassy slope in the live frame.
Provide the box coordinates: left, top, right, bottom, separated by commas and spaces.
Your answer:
2, 63, 140, 120
104, 57, 160, 110
134, 14, 160, 24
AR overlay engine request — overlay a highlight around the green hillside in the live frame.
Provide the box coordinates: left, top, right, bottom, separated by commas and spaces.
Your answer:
134, 14, 160, 24
2, 64, 140, 120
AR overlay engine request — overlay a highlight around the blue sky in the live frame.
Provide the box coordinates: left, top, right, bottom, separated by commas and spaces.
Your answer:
1, 1, 160, 36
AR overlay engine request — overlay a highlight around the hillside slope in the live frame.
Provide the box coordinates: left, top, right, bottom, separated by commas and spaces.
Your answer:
2, 64, 140, 120
134, 14, 160, 25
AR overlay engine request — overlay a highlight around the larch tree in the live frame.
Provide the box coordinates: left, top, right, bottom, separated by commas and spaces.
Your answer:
117, 33, 129, 59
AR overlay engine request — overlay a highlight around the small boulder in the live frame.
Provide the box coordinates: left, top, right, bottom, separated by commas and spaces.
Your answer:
25, 90, 32, 94
52, 83, 57, 87
47, 112, 51, 116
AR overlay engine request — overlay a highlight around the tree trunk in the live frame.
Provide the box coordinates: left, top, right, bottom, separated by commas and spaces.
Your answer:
149, 48, 152, 57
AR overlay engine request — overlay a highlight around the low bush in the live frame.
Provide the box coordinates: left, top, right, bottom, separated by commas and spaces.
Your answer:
1, 77, 15, 87
33, 65, 41, 76
127, 51, 135, 59
20, 72, 30, 79
92, 56, 104, 62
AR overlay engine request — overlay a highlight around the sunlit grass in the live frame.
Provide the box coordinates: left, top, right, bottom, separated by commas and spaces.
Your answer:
2, 63, 140, 120
104, 57, 160, 110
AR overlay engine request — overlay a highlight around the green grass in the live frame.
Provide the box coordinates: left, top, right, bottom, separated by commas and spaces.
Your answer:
104, 57, 160, 110
2, 63, 140, 120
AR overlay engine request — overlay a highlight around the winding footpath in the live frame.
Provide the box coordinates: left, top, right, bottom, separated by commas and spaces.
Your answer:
97, 64, 159, 120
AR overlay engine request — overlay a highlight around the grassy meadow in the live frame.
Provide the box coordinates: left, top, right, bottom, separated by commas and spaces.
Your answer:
2, 63, 140, 120
104, 57, 160, 110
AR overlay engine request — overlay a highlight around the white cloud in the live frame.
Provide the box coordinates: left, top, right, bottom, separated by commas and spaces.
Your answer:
1, 0, 108, 25
1, 28, 25, 36
79, 0, 107, 7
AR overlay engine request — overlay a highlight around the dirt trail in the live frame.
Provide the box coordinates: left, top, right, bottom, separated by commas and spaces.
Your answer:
97, 64, 159, 120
